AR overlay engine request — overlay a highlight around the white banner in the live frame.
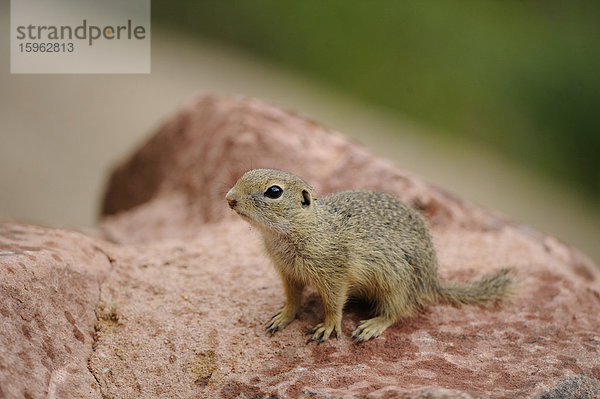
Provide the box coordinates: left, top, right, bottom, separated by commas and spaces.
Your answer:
11, 0, 151, 74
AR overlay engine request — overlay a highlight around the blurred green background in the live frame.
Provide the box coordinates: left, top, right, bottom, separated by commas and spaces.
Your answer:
154, 0, 600, 199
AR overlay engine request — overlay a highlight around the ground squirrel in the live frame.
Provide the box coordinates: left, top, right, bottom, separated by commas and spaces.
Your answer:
226, 169, 512, 343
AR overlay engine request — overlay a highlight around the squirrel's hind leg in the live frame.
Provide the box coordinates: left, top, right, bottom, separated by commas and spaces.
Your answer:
351, 315, 394, 342
351, 291, 416, 342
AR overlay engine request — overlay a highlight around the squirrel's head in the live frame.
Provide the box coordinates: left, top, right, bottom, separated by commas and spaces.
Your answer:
226, 169, 315, 236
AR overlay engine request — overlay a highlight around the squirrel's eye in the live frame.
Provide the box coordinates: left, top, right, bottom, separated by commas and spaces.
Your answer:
264, 185, 283, 199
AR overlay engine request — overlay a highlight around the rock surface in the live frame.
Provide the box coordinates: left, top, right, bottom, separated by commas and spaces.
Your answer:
0, 223, 110, 399
1, 95, 599, 398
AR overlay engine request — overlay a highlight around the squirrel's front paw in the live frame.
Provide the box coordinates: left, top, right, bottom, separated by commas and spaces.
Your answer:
266, 308, 295, 334
306, 320, 341, 344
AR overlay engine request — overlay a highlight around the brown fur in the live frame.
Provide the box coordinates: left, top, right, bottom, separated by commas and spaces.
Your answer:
226, 169, 512, 343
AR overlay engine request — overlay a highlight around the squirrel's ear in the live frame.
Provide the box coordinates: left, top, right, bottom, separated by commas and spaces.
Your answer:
301, 189, 312, 208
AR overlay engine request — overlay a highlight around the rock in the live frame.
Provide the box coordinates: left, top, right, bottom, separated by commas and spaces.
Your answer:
99, 95, 493, 244
1, 95, 599, 398
534, 374, 599, 399
0, 223, 111, 399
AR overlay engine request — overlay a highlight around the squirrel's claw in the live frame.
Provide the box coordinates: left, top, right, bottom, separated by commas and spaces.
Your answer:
306, 321, 340, 344
265, 324, 280, 334
265, 308, 295, 334
351, 316, 391, 343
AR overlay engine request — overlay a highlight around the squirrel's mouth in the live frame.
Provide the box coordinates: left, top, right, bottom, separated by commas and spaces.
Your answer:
233, 208, 253, 221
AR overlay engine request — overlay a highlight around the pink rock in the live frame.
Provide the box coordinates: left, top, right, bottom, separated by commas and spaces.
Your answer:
1, 96, 599, 398
0, 223, 110, 399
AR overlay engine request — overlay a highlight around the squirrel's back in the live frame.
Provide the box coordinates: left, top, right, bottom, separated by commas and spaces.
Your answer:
319, 190, 433, 245
316, 190, 442, 307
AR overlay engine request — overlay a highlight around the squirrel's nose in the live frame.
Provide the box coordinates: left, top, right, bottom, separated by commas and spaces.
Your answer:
226, 188, 238, 208
227, 198, 237, 209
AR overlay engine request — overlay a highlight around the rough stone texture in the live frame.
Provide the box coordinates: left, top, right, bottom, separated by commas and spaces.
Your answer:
0, 223, 110, 399
1, 95, 599, 398
534, 374, 599, 399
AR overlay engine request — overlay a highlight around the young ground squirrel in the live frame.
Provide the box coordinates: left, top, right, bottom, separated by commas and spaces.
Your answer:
226, 169, 512, 343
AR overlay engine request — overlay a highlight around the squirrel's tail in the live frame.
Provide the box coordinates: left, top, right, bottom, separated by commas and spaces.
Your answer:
437, 268, 513, 306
